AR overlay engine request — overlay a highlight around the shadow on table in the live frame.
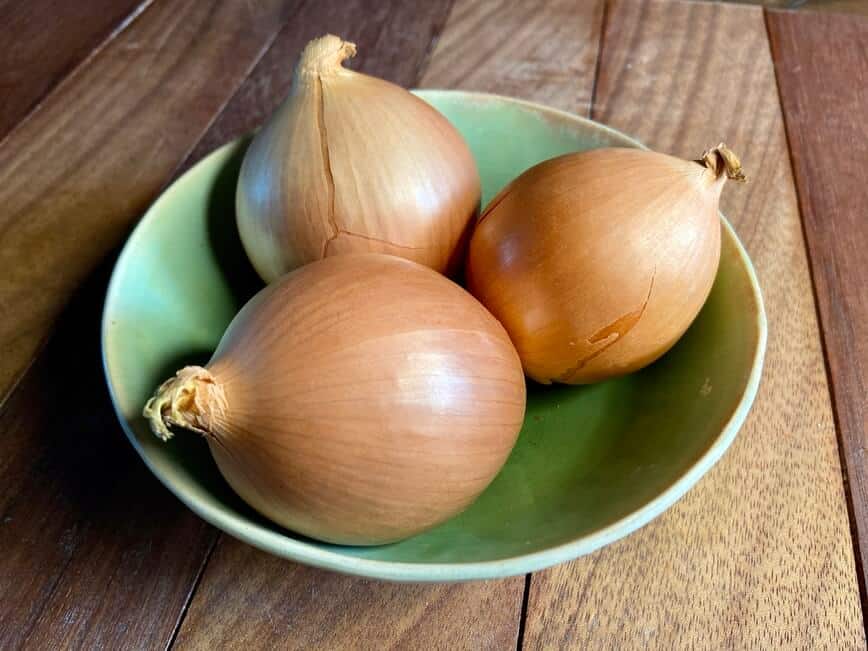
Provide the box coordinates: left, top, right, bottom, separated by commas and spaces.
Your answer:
0, 251, 218, 647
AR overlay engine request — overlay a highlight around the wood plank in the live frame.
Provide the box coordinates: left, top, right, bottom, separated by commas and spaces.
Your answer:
0, 0, 148, 141
173, 539, 523, 650
419, 0, 604, 115
522, 1, 865, 648
0, 1, 307, 647
0, 264, 216, 650
721, 0, 868, 16
767, 8, 868, 600
0, 0, 303, 409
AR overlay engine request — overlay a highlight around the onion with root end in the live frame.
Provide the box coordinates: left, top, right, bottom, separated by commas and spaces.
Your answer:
144, 254, 526, 545
466, 144, 745, 385
236, 35, 481, 282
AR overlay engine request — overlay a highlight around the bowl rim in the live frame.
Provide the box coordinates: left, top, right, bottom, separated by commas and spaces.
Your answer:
102, 89, 768, 582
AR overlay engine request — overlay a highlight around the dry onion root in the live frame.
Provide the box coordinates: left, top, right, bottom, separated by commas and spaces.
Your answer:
144, 254, 526, 545
467, 144, 745, 385
236, 35, 481, 282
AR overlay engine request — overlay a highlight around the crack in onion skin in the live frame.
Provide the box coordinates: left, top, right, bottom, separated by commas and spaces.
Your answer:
144, 254, 526, 546
467, 146, 743, 385
236, 35, 480, 283
555, 269, 657, 383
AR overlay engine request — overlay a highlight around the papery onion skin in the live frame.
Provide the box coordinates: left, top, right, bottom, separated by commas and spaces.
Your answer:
144, 254, 526, 545
236, 35, 481, 282
466, 145, 744, 385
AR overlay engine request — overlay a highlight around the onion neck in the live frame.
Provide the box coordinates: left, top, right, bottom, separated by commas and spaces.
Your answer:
143, 366, 227, 442
297, 34, 357, 78
697, 143, 746, 184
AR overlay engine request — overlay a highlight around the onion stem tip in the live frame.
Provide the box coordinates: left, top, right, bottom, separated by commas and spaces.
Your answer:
698, 143, 746, 182
142, 366, 221, 441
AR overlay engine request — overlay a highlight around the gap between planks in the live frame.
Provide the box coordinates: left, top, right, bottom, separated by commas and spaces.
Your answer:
165, 536, 220, 651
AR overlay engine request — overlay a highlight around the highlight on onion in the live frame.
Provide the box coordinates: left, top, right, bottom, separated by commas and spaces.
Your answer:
466, 144, 745, 385
143, 254, 526, 545
236, 34, 481, 282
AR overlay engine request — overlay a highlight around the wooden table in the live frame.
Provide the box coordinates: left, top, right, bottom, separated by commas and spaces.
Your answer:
1, 0, 866, 648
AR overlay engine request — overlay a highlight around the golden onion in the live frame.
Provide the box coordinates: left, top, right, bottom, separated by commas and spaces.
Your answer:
144, 254, 525, 545
236, 35, 481, 282
467, 145, 745, 384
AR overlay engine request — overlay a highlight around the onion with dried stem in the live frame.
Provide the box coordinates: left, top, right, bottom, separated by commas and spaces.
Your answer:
467, 144, 745, 384
144, 254, 526, 545
236, 35, 481, 282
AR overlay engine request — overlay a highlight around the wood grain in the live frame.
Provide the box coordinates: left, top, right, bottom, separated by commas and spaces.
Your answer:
3, 0, 863, 648
721, 0, 868, 15
183, 0, 456, 170
174, 539, 523, 650
522, 1, 865, 648
0, 265, 216, 650
0, 0, 304, 411
419, 0, 604, 115
767, 8, 868, 601
0, 0, 148, 141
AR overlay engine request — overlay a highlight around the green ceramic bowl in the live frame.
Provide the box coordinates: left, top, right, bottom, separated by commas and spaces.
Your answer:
102, 90, 766, 581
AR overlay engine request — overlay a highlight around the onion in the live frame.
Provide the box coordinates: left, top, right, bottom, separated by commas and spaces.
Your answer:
143, 254, 525, 545
466, 145, 745, 385
236, 35, 481, 282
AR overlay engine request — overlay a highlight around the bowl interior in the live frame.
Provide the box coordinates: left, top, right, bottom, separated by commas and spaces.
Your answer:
103, 90, 765, 580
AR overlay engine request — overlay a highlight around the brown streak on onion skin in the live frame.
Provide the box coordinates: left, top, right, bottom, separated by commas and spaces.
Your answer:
323, 229, 425, 257
555, 269, 656, 383
315, 72, 339, 259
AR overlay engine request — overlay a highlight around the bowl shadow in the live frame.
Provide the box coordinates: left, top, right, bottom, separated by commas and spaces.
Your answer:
205, 136, 262, 309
